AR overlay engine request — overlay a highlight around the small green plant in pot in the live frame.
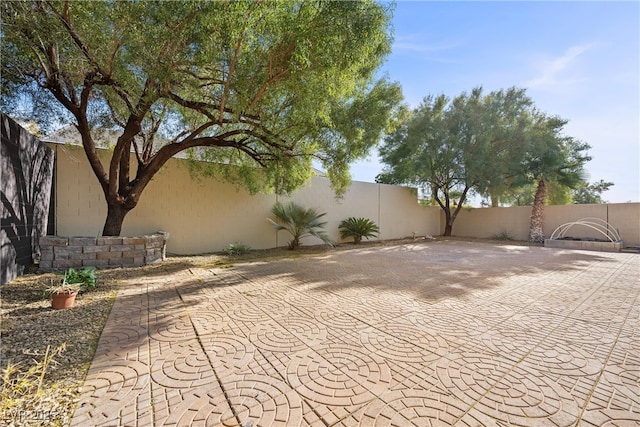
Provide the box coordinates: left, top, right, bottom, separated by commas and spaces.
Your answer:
48, 267, 97, 309
339, 217, 379, 244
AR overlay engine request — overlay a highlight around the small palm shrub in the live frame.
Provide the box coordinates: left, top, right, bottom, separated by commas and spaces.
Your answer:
225, 242, 252, 256
339, 217, 379, 244
491, 230, 515, 241
268, 201, 333, 249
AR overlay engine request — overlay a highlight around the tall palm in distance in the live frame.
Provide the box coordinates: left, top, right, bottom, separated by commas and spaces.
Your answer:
520, 115, 590, 243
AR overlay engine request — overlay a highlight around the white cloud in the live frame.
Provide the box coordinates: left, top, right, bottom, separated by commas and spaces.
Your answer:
524, 43, 601, 89
394, 34, 460, 52
392, 34, 462, 63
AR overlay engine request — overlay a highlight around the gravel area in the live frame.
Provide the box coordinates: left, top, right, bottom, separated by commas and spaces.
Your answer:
0, 252, 239, 426
1, 268, 118, 426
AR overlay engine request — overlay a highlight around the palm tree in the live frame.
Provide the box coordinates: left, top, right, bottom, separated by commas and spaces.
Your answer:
522, 115, 591, 243
268, 201, 333, 249
338, 217, 379, 244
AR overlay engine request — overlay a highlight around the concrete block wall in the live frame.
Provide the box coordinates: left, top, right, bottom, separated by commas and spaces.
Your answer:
39, 232, 168, 271
451, 203, 640, 246
48, 144, 440, 254
43, 143, 639, 257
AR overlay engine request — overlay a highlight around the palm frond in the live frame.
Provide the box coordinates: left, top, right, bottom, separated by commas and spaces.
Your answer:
338, 217, 379, 243
268, 201, 332, 249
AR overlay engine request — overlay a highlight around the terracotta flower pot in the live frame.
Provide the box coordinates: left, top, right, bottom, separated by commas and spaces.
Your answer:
51, 291, 79, 309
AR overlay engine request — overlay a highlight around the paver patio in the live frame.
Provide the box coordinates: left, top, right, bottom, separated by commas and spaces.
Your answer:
71, 240, 639, 426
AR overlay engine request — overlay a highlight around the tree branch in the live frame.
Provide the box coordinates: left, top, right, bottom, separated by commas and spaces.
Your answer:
247, 42, 295, 112
219, 27, 245, 123
75, 119, 109, 194
44, 1, 107, 80
128, 132, 260, 204
141, 108, 166, 163
109, 80, 157, 200
167, 91, 261, 123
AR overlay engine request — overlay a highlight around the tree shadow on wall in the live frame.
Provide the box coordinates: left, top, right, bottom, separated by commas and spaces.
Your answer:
1, 114, 54, 285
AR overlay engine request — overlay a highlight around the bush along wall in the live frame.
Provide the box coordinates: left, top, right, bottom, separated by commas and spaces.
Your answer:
39, 231, 169, 271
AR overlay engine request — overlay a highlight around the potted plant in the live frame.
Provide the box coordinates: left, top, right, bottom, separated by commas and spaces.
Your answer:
48, 267, 97, 309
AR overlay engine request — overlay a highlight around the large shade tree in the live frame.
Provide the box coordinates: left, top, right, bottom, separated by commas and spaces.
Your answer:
1, 1, 402, 236
377, 87, 533, 236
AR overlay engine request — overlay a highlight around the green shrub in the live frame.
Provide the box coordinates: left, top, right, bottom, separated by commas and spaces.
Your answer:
491, 230, 515, 241
339, 217, 379, 244
268, 201, 332, 249
224, 242, 252, 256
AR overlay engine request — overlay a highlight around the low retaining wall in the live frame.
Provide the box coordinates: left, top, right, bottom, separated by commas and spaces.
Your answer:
39, 231, 169, 270
544, 238, 622, 253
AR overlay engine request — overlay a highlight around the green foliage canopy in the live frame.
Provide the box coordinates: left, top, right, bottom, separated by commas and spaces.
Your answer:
378, 86, 592, 239
378, 87, 534, 236
572, 180, 614, 204
517, 114, 591, 190
1, 1, 401, 235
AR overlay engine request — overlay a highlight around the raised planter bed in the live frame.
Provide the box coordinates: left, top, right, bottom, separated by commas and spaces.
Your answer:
39, 231, 169, 270
544, 238, 622, 253
544, 217, 623, 253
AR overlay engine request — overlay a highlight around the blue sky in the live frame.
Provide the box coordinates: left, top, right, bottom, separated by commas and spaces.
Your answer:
350, 1, 639, 204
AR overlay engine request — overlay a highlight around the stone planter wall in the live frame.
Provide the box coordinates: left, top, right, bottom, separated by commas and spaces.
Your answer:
39, 231, 169, 270
544, 238, 622, 253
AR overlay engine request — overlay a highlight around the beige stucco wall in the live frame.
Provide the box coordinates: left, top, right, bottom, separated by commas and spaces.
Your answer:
602, 203, 640, 245
452, 203, 640, 245
121, 161, 277, 254
379, 184, 441, 240
54, 144, 109, 237
280, 180, 441, 247
448, 206, 532, 241
51, 144, 639, 251
51, 144, 439, 254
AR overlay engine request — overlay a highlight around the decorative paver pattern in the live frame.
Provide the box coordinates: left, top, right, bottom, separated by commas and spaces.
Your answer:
72, 241, 640, 426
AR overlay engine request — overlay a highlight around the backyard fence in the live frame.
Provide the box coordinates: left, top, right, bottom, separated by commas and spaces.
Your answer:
46, 144, 442, 255
1, 113, 54, 284
451, 203, 639, 247
41, 143, 640, 258
0, 119, 633, 277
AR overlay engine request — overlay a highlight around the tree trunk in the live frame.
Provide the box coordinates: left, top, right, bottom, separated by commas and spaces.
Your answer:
443, 207, 453, 236
435, 186, 470, 237
528, 179, 547, 243
102, 202, 132, 236
491, 193, 499, 207
288, 236, 300, 250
